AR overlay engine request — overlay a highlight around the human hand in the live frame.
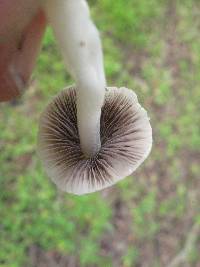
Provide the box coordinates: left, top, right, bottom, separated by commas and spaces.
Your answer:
0, 0, 46, 102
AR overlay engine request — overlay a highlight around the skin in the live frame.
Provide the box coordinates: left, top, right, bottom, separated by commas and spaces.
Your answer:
0, 0, 46, 101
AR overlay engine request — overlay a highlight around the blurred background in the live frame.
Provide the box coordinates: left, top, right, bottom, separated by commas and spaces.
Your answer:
0, 0, 200, 266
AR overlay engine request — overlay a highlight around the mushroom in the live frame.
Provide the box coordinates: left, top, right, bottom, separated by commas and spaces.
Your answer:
43, 0, 106, 157
38, 0, 152, 195
38, 86, 152, 195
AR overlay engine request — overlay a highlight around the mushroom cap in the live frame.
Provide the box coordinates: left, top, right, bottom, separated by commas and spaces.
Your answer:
38, 86, 152, 195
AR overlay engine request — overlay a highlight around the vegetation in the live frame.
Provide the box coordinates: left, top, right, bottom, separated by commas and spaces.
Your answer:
0, 0, 200, 266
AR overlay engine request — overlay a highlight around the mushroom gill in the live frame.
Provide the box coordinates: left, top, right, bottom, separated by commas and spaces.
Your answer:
38, 86, 152, 195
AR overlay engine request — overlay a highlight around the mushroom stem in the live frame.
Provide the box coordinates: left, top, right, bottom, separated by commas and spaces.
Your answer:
43, 0, 106, 157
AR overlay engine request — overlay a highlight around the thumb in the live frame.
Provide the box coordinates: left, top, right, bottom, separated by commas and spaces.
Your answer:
0, 9, 46, 102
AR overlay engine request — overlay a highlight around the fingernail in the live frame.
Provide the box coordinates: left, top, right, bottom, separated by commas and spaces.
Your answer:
8, 64, 26, 93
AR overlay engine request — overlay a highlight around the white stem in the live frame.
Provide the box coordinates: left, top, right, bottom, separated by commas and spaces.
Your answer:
43, 0, 106, 157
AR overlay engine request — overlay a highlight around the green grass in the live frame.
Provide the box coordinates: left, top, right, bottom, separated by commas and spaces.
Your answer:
0, 1, 200, 266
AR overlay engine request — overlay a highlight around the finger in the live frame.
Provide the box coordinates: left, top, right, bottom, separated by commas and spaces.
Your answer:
14, 9, 47, 84
0, 44, 23, 102
0, 9, 47, 102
